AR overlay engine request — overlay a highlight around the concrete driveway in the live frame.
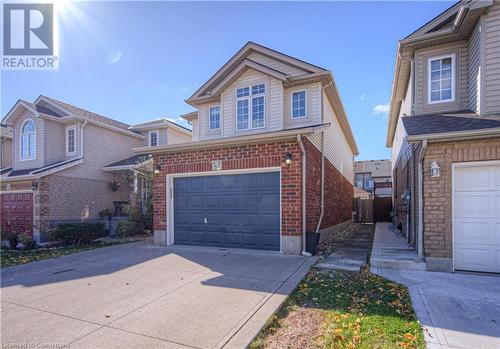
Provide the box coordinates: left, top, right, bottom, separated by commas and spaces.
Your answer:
1, 241, 315, 349
372, 266, 500, 349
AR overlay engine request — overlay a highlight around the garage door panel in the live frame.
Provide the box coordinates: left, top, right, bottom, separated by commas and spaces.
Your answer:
0, 193, 33, 236
454, 163, 500, 273
173, 172, 280, 251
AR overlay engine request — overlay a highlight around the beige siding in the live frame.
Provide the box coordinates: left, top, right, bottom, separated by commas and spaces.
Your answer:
12, 110, 44, 170
468, 20, 482, 113
44, 120, 81, 165
484, 1, 500, 114
283, 82, 321, 129
309, 91, 354, 183
392, 79, 412, 171
59, 123, 141, 180
247, 51, 307, 76
167, 127, 191, 144
414, 42, 469, 115
198, 68, 283, 140
159, 128, 168, 145
1, 138, 12, 168
191, 119, 199, 141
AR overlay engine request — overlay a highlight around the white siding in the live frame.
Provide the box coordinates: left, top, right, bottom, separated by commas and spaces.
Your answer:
392, 80, 412, 171
1, 138, 12, 168
247, 51, 307, 76
12, 110, 44, 170
484, 1, 500, 114
309, 91, 354, 184
468, 20, 481, 113
167, 127, 191, 144
191, 119, 199, 141
59, 123, 142, 180
283, 82, 322, 129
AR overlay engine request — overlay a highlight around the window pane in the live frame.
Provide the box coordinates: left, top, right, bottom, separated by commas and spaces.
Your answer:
150, 132, 157, 146
441, 89, 452, 100
22, 121, 35, 133
292, 91, 306, 118
251, 84, 265, 95
430, 59, 440, 71
236, 87, 249, 98
442, 68, 451, 79
430, 91, 440, 102
209, 106, 220, 130
431, 70, 440, 81
252, 96, 264, 128
431, 81, 440, 92
442, 57, 452, 68
237, 99, 249, 130
68, 129, 75, 153
28, 134, 35, 157
442, 79, 451, 89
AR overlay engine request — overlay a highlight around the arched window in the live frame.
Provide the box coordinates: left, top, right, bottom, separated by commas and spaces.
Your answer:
21, 119, 36, 160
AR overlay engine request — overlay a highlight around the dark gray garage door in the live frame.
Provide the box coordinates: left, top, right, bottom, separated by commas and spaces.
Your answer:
173, 172, 280, 251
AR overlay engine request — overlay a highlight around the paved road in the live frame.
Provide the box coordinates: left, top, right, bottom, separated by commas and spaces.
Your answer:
372, 266, 500, 349
1, 242, 315, 348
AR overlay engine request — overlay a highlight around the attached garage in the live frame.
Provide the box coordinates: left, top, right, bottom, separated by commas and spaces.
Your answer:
0, 192, 33, 236
453, 161, 500, 273
172, 171, 281, 251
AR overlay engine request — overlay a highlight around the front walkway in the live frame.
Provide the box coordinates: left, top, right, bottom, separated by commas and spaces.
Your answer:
1, 241, 316, 349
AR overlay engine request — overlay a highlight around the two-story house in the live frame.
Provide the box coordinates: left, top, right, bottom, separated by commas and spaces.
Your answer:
135, 42, 358, 255
0, 96, 191, 241
387, 0, 500, 273
354, 159, 392, 198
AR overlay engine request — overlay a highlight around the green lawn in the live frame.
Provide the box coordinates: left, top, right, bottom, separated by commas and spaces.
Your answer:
0, 241, 133, 269
251, 267, 424, 349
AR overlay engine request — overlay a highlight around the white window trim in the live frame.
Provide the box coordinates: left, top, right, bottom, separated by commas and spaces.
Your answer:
427, 53, 455, 105
290, 89, 308, 119
19, 118, 36, 161
149, 130, 159, 146
208, 105, 221, 131
235, 84, 266, 132
66, 125, 77, 156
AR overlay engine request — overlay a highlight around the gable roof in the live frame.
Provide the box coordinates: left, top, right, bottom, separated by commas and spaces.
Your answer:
354, 159, 391, 177
1, 158, 83, 181
129, 118, 192, 135
386, 0, 493, 147
102, 153, 153, 171
186, 41, 326, 105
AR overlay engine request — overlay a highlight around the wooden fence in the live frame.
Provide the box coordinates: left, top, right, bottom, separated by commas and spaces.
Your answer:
353, 197, 393, 223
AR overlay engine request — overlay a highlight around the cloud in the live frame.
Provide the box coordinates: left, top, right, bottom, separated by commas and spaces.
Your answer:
360, 93, 367, 102
107, 49, 122, 64
372, 103, 390, 117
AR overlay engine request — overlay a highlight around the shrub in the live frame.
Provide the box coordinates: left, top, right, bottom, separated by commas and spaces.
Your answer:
18, 233, 36, 250
49, 222, 108, 246
116, 220, 145, 237
2, 224, 21, 249
99, 209, 113, 220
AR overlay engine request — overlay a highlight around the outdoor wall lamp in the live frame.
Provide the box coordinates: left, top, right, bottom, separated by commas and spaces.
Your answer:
31, 181, 38, 191
154, 164, 161, 176
430, 161, 441, 178
285, 152, 293, 165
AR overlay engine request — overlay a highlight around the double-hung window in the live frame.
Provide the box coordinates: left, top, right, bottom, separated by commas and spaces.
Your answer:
236, 84, 265, 131
66, 125, 76, 156
428, 54, 454, 104
149, 130, 158, 146
20, 119, 36, 160
209, 106, 220, 130
291, 90, 307, 118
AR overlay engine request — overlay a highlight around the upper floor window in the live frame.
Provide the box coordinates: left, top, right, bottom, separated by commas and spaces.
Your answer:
20, 119, 36, 160
209, 106, 220, 131
292, 90, 307, 118
149, 130, 158, 146
428, 54, 455, 104
66, 125, 76, 156
236, 84, 265, 131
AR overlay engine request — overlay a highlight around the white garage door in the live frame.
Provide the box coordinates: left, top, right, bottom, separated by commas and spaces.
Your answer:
454, 162, 500, 273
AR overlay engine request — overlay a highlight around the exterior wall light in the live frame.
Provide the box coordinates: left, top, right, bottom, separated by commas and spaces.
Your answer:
430, 161, 441, 178
31, 181, 38, 191
285, 153, 293, 165
154, 164, 161, 176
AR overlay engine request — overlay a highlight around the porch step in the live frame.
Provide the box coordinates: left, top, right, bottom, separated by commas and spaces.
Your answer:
371, 257, 426, 271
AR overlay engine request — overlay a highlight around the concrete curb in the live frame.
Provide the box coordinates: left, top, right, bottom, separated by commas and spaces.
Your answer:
221, 256, 318, 349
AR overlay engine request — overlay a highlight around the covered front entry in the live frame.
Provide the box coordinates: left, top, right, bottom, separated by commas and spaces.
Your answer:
0, 192, 33, 235
453, 161, 500, 273
173, 171, 280, 251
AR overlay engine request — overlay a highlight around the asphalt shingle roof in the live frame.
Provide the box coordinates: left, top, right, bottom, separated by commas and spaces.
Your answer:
402, 112, 500, 137
104, 154, 152, 168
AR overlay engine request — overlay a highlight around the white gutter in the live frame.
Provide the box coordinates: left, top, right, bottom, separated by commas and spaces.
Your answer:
406, 127, 500, 143
417, 140, 427, 261
80, 120, 87, 158
296, 134, 310, 256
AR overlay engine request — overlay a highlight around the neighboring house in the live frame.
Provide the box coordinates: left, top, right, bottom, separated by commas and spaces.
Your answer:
0, 96, 191, 241
1, 125, 13, 169
387, 1, 500, 273
134, 42, 358, 254
354, 186, 372, 199
354, 159, 392, 198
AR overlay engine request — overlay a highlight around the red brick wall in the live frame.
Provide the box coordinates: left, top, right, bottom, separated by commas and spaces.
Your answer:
152, 140, 303, 237
304, 138, 353, 232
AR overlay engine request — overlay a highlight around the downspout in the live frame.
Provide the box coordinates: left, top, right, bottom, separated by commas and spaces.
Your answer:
315, 131, 325, 233
296, 134, 310, 256
417, 139, 427, 260
80, 120, 87, 158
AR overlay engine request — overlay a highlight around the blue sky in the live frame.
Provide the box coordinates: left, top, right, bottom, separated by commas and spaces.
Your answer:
1, 0, 454, 160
